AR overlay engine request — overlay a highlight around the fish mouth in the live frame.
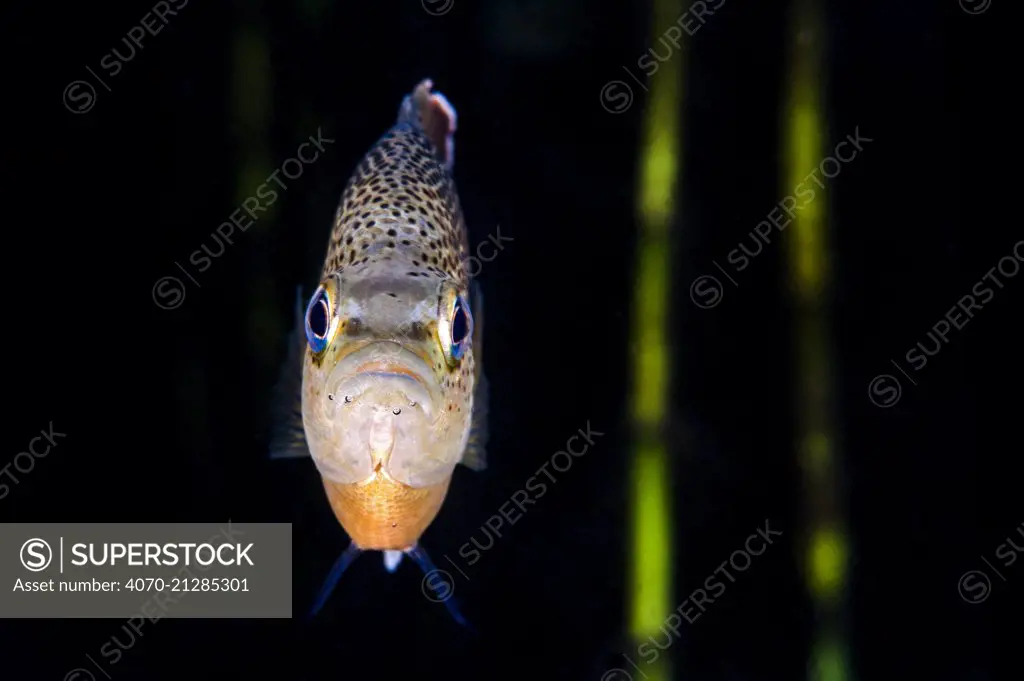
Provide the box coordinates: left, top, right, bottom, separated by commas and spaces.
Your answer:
323, 342, 438, 485
352, 363, 423, 383
327, 342, 436, 411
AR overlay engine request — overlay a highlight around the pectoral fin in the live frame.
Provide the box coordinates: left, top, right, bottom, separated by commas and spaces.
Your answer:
269, 286, 310, 459
460, 373, 488, 471
460, 281, 487, 471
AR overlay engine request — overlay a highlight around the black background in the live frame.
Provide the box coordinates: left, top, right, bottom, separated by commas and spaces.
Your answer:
3, 0, 1015, 680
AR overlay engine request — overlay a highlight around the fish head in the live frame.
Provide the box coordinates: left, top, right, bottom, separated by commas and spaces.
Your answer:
301, 267, 476, 496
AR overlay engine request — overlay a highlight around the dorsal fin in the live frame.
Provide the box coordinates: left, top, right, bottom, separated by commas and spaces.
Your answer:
397, 78, 457, 171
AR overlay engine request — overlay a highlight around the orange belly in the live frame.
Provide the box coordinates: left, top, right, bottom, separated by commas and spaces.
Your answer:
322, 473, 451, 550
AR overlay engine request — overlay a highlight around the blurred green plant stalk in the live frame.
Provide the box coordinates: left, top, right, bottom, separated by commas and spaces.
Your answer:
783, 1, 850, 680
628, 0, 683, 678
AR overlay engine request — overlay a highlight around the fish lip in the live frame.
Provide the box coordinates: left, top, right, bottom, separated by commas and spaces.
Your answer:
351, 362, 424, 381
327, 341, 438, 411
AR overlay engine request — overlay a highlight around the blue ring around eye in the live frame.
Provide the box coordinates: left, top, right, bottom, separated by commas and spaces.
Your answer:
450, 295, 473, 360
305, 287, 331, 353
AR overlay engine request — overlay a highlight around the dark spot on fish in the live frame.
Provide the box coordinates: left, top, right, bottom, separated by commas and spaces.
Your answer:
408, 322, 429, 340
387, 229, 397, 237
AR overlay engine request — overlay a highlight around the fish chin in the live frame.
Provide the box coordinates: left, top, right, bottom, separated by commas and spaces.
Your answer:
330, 374, 434, 482
314, 342, 455, 488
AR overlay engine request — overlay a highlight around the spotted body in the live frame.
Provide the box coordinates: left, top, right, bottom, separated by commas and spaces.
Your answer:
271, 80, 486, 622
321, 96, 469, 285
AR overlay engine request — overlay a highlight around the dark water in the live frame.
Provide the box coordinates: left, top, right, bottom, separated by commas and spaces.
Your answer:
4, 0, 1014, 679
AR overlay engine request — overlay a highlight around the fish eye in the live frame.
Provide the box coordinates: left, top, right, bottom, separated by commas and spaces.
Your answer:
305, 286, 332, 353
449, 295, 473, 360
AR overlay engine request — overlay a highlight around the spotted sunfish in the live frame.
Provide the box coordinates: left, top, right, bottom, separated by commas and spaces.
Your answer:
271, 79, 487, 625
